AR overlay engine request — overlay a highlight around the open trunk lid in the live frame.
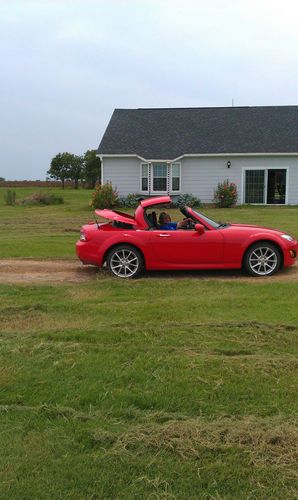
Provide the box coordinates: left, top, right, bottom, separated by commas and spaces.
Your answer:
95, 209, 136, 226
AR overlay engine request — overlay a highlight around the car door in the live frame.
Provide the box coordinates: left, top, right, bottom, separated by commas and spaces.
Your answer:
149, 228, 224, 266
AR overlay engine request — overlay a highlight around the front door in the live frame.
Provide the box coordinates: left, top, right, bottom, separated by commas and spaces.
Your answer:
150, 229, 224, 266
244, 169, 287, 204
245, 170, 265, 203
267, 169, 286, 204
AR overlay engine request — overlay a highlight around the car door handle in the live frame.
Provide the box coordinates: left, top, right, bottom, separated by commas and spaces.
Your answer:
158, 234, 171, 237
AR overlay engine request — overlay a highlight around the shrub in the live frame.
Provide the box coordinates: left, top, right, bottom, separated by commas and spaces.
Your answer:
4, 189, 16, 206
90, 182, 119, 209
118, 193, 143, 208
213, 179, 238, 208
17, 192, 64, 206
172, 193, 202, 208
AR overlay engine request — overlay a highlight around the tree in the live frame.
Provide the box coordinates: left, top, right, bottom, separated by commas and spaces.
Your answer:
47, 152, 72, 189
82, 150, 101, 188
48, 150, 100, 189
69, 155, 84, 189
48, 152, 84, 189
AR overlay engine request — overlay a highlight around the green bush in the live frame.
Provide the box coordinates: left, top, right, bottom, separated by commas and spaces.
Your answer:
172, 193, 202, 208
90, 182, 119, 209
4, 189, 16, 206
118, 193, 143, 208
17, 192, 64, 206
213, 179, 238, 208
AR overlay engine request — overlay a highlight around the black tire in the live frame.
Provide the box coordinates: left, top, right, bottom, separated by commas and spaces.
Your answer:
244, 242, 281, 277
106, 245, 143, 279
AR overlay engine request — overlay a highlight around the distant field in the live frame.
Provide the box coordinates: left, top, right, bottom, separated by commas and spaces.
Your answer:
0, 187, 297, 498
0, 187, 297, 259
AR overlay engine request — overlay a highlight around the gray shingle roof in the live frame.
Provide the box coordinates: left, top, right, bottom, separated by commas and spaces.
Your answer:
97, 106, 298, 159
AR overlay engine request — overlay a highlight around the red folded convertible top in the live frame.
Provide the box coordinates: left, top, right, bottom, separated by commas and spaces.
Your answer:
140, 196, 171, 208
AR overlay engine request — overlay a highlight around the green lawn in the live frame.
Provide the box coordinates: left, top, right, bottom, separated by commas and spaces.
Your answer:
0, 187, 297, 258
0, 188, 297, 498
0, 188, 93, 258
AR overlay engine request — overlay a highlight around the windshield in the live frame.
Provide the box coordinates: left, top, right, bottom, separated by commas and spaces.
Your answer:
190, 209, 221, 229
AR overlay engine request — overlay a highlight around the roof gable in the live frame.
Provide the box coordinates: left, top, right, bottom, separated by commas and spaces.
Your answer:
97, 106, 298, 159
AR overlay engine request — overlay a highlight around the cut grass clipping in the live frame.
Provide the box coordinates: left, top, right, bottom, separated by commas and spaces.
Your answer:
92, 415, 297, 474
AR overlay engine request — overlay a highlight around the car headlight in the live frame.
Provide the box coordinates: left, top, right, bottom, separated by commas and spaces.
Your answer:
80, 232, 87, 241
281, 234, 294, 242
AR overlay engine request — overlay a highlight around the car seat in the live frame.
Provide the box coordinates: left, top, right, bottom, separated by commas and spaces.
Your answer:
146, 211, 158, 228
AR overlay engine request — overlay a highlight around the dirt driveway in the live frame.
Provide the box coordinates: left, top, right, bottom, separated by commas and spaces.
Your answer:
0, 260, 98, 284
0, 259, 297, 284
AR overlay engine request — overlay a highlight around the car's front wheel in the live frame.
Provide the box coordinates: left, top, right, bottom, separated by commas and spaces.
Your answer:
244, 242, 281, 277
106, 245, 143, 278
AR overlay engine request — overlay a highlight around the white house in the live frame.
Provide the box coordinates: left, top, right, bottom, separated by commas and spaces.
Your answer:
97, 106, 298, 205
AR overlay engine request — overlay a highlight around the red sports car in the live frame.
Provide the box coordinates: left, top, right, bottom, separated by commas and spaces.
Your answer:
76, 196, 297, 278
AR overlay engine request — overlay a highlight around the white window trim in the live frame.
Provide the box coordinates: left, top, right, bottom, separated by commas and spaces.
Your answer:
170, 162, 181, 193
241, 166, 289, 205
139, 162, 182, 195
150, 162, 169, 195
140, 163, 149, 194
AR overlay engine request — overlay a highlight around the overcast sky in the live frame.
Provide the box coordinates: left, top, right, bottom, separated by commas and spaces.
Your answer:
1, 0, 298, 180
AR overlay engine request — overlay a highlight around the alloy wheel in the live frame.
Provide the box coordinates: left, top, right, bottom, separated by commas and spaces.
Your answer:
248, 245, 279, 276
110, 248, 140, 278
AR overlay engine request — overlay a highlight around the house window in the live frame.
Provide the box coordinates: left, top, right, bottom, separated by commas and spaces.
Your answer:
141, 163, 149, 193
171, 163, 180, 191
244, 168, 287, 204
152, 163, 168, 192
140, 162, 181, 194
245, 170, 265, 203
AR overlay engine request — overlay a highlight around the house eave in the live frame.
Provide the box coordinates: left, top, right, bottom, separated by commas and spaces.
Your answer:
97, 152, 298, 162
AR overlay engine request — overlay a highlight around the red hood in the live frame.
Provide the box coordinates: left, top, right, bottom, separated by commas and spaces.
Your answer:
95, 209, 136, 225
230, 223, 284, 234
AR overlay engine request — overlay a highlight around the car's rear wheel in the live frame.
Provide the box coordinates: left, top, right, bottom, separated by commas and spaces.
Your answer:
244, 242, 281, 277
107, 245, 143, 278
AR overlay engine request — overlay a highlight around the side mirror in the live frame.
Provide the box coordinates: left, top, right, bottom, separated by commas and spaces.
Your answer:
195, 223, 205, 235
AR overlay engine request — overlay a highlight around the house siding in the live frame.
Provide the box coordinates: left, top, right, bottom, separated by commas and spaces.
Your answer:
181, 156, 298, 204
102, 155, 298, 204
181, 157, 240, 204
103, 157, 141, 196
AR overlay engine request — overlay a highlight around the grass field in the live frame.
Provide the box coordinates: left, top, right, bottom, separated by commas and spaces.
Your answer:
0, 187, 298, 258
0, 188, 297, 498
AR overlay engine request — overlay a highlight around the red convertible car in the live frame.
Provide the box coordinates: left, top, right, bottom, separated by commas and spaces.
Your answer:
76, 196, 297, 278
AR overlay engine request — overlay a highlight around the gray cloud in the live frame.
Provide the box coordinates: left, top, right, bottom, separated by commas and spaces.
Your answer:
0, 0, 298, 179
